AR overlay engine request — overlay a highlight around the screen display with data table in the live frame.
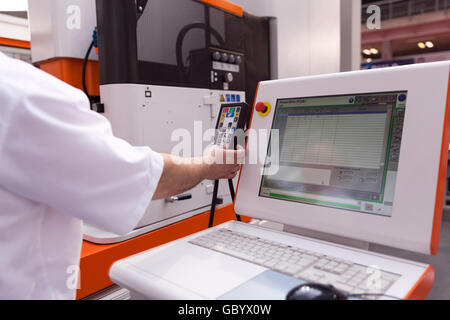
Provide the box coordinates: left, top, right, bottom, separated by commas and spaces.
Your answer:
259, 92, 407, 217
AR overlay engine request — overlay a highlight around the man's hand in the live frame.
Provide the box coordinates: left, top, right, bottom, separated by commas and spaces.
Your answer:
202, 145, 245, 180
152, 145, 245, 200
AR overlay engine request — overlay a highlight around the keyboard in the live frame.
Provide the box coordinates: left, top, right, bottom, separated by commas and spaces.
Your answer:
189, 229, 401, 298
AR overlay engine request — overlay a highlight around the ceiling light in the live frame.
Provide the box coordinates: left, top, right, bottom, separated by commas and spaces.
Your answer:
425, 41, 434, 48
363, 49, 371, 55
417, 42, 426, 49
0, 0, 28, 11
370, 48, 379, 55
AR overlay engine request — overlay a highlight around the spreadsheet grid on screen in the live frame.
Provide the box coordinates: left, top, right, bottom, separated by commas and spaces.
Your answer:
280, 113, 387, 169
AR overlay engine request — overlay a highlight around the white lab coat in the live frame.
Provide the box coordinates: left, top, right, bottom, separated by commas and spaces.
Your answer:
0, 53, 164, 299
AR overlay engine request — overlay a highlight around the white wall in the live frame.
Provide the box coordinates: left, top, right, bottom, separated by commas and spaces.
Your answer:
234, 0, 361, 78
28, 0, 97, 63
0, 13, 30, 41
308, 0, 342, 76
341, 0, 362, 71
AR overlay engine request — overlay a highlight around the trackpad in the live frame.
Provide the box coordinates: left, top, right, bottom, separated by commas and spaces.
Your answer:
131, 243, 266, 299
218, 270, 306, 300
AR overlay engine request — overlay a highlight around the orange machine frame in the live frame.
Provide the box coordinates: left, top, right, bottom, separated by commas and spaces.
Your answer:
38, 58, 100, 96
0, 37, 30, 49
430, 72, 450, 255
197, 0, 243, 17
404, 266, 435, 300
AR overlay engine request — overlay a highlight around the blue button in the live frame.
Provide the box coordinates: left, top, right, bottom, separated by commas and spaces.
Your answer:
226, 94, 231, 102
398, 94, 406, 102
231, 95, 236, 102
236, 95, 241, 102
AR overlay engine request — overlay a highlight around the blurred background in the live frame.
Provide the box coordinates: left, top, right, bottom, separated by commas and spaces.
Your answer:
361, 0, 450, 68
4, 0, 450, 68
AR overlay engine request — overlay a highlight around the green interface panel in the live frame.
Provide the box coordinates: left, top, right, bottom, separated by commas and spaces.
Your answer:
259, 91, 407, 217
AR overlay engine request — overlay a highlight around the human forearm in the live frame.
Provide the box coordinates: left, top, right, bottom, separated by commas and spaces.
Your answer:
152, 154, 207, 200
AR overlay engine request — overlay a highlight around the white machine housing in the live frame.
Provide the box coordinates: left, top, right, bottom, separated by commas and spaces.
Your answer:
236, 62, 450, 255
83, 84, 245, 243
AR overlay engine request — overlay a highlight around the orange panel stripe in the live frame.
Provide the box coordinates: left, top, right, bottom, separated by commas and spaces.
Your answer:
234, 82, 260, 210
430, 70, 450, 255
39, 58, 100, 96
198, 0, 243, 17
0, 37, 30, 49
404, 266, 435, 300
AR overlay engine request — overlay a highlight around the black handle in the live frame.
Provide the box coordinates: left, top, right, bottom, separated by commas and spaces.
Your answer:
166, 193, 192, 203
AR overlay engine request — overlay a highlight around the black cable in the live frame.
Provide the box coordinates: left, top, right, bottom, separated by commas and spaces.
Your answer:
176, 23, 225, 69
230, 136, 242, 222
228, 179, 235, 202
82, 40, 95, 100
228, 179, 242, 222
175, 22, 225, 82
208, 180, 220, 228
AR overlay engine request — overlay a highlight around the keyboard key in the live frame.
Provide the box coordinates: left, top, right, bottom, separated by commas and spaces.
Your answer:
253, 257, 268, 264
347, 279, 362, 288
264, 259, 279, 268
214, 246, 254, 261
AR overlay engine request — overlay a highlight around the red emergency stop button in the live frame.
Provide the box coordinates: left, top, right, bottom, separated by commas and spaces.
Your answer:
255, 102, 267, 113
255, 102, 271, 116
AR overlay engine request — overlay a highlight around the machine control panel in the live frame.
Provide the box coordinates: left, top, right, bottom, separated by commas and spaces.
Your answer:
214, 103, 250, 148
210, 47, 244, 91
211, 49, 243, 65
188, 47, 246, 92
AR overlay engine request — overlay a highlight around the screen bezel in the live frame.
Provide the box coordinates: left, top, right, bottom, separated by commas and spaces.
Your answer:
234, 62, 450, 255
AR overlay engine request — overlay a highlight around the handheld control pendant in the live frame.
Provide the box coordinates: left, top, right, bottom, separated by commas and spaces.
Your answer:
208, 103, 250, 228
214, 103, 250, 148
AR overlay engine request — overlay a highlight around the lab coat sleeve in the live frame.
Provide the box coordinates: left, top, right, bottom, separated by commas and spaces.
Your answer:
0, 58, 164, 236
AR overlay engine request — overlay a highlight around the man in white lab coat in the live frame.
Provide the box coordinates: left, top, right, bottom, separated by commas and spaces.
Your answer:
0, 52, 244, 299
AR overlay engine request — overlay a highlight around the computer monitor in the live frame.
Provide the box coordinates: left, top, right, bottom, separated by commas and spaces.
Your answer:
259, 91, 407, 218
235, 62, 450, 255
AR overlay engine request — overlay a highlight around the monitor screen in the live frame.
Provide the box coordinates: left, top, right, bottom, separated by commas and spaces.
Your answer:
259, 91, 407, 217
